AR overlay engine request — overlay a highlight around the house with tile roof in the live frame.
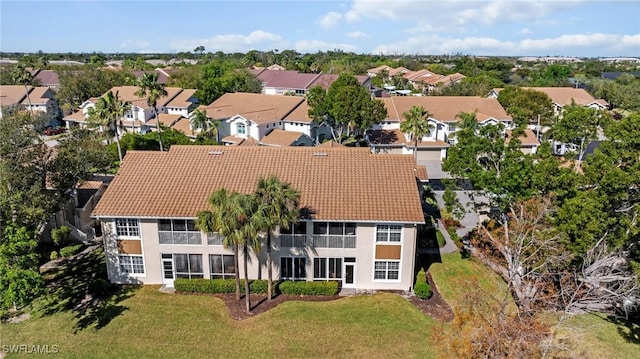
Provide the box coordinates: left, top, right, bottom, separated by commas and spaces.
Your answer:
488, 87, 609, 114
0, 85, 60, 119
367, 66, 465, 93
64, 86, 198, 133
251, 69, 371, 96
92, 145, 426, 292
201, 93, 310, 145
374, 96, 512, 161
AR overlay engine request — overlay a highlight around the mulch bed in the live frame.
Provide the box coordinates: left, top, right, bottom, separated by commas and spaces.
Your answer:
407, 272, 454, 322
179, 273, 454, 322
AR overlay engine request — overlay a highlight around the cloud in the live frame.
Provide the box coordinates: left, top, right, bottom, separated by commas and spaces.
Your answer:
519, 28, 532, 35
347, 31, 369, 39
169, 30, 287, 53
318, 12, 343, 29
348, 0, 581, 27
294, 40, 359, 53
372, 32, 640, 57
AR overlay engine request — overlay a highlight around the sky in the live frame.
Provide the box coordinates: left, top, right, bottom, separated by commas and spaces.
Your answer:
1, 0, 639, 57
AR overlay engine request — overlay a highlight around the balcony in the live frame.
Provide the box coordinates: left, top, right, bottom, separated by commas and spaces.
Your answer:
312, 235, 356, 249
279, 234, 307, 248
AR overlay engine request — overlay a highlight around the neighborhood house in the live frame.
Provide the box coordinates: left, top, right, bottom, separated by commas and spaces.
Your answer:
92, 146, 426, 292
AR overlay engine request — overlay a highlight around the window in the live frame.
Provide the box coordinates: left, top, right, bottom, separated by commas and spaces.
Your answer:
209, 254, 235, 279
448, 124, 456, 132
237, 123, 246, 135
374, 261, 399, 280
118, 255, 144, 274
376, 225, 402, 242
207, 233, 224, 245
282, 222, 307, 235
116, 218, 140, 237
281, 257, 306, 280
314, 258, 342, 280
158, 219, 201, 245
280, 222, 307, 247
174, 254, 203, 279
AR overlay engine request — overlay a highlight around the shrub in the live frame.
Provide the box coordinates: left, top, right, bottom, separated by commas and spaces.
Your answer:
49, 251, 59, 260
51, 226, 72, 247
59, 244, 83, 257
436, 230, 446, 247
174, 278, 273, 294
88, 278, 110, 297
278, 280, 339, 296
414, 269, 432, 299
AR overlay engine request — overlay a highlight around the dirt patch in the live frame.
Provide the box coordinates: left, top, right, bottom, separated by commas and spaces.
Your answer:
408, 272, 454, 322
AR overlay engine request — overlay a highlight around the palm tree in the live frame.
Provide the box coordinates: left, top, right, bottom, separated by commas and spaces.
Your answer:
255, 176, 301, 301
11, 64, 34, 112
190, 108, 220, 142
87, 90, 131, 164
400, 105, 434, 163
238, 194, 263, 313
135, 72, 167, 151
196, 189, 252, 302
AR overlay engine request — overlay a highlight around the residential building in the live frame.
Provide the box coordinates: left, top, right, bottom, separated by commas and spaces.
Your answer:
251, 69, 371, 96
92, 146, 426, 292
488, 87, 609, 114
373, 96, 513, 160
63, 86, 198, 133
0, 85, 60, 119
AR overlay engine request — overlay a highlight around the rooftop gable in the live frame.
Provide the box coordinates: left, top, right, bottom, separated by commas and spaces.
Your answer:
381, 96, 511, 123
204, 93, 304, 124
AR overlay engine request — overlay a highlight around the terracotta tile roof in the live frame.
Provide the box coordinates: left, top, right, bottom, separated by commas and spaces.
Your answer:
0, 85, 27, 106
506, 129, 540, 146
165, 89, 197, 109
64, 109, 87, 122
170, 117, 196, 136
307, 74, 370, 90
367, 65, 395, 75
78, 180, 104, 190
381, 96, 511, 123
203, 93, 304, 124
221, 135, 260, 146
21, 87, 54, 105
492, 87, 608, 107
131, 70, 170, 85
255, 69, 322, 90
316, 140, 345, 148
34, 70, 60, 87
260, 129, 306, 146
283, 100, 313, 124
105, 86, 183, 110
148, 113, 182, 126
404, 69, 437, 81
414, 165, 428, 181
414, 140, 450, 148
93, 146, 424, 223
388, 67, 410, 77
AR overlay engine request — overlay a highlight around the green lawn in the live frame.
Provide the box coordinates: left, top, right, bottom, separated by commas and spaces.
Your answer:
1, 249, 437, 358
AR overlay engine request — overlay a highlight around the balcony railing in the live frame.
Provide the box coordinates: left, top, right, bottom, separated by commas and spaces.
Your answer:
312, 235, 356, 249
159, 231, 202, 245
279, 234, 307, 248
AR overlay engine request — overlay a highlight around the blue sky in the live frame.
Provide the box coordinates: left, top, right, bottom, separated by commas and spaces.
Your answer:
1, 0, 639, 57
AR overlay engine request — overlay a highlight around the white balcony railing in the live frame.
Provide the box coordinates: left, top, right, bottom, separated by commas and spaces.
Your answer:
312, 235, 356, 249
279, 234, 307, 248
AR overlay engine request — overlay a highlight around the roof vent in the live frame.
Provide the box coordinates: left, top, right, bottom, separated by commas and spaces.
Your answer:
312, 152, 328, 157
208, 151, 224, 155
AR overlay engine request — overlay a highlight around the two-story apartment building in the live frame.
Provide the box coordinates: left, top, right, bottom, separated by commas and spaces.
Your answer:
92, 146, 425, 292
0, 85, 60, 119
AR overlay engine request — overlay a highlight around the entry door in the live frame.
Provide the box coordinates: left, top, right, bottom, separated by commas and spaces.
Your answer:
162, 255, 175, 287
343, 262, 356, 288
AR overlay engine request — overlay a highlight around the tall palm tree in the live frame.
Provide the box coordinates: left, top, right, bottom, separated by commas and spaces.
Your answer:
400, 105, 434, 163
196, 189, 253, 302
190, 108, 220, 142
135, 72, 167, 151
87, 90, 131, 164
238, 194, 263, 313
255, 176, 301, 301
11, 64, 34, 112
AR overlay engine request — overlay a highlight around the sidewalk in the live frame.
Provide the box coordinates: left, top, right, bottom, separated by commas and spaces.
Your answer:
437, 219, 459, 254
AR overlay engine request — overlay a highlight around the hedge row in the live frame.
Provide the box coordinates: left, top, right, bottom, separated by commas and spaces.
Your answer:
414, 269, 432, 300
174, 278, 270, 294
174, 278, 339, 296
279, 280, 339, 296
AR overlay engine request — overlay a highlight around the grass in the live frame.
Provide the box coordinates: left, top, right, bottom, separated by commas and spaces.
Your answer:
435, 230, 446, 248
429, 253, 511, 309
552, 313, 640, 359
1, 248, 438, 358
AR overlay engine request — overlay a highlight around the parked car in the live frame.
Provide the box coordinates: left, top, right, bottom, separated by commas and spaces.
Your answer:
43, 127, 66, 136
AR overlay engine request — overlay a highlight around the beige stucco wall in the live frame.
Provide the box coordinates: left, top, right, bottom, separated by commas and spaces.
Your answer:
103, 219, 417, 292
